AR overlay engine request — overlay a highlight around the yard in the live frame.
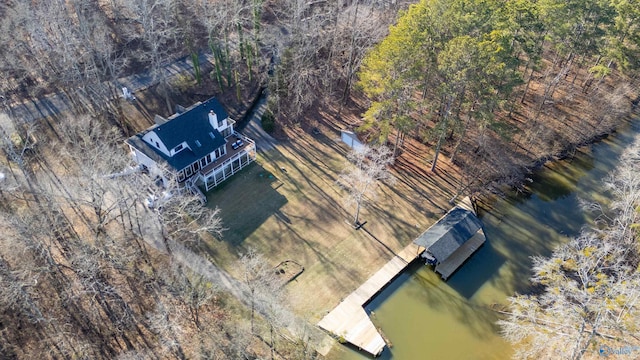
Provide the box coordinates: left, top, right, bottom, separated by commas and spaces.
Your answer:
196, 125, 463, 321
116, 78, 465, 328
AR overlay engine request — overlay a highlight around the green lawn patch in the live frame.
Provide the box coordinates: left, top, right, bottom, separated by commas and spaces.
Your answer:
205, 162, 288, 247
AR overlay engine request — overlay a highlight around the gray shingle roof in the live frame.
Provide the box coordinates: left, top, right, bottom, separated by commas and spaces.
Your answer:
413, 207, 482, 262
126, 98, 228, 171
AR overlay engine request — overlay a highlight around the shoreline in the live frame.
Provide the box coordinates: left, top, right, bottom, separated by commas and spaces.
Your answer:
479, 113, 638, 199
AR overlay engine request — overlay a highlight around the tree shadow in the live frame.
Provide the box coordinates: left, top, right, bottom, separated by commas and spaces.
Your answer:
445, 240, 506, 299
130, 97, 154, 122
362, 261, 503, 353
406, 268, 503, 339
205, 162, 288, 247
278, 221, 362, 293
359, 224, 400, 258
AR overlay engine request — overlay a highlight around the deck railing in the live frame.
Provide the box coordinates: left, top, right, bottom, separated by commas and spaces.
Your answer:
185, 177, 207, 204
198, 134, 256, 191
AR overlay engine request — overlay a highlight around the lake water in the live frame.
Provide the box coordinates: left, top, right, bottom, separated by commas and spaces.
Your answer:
331, 117, 639, 360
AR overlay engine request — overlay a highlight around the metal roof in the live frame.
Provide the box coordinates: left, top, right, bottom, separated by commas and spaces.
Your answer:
413, 207, 482, 261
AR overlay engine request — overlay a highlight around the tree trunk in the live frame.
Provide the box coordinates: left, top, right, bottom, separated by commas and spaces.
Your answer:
431, 129, 445, 172
250, 292, 255, 334
450, 108, 474, 163
520, 66, 535, 104
163, 82, 172, 114
393, 130, 402, 158
431, 97, 452, 172
342, 1, 360, 104
270, 324, 275, 360
520, 35, 546, 104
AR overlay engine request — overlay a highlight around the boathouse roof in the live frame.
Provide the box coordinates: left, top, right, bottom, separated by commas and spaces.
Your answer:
413, 205, 486, 280
414, 207, 482, 260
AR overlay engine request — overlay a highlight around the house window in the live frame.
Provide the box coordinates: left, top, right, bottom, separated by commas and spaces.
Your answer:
178, 171, 186, 182
195, 140, 202, 147
193, 161, 200, 171
155, 141, 160, 148
186, 167, 193, 177
206, 154, 212, 163
200, 158, 207, 167
174, 144, 183, 152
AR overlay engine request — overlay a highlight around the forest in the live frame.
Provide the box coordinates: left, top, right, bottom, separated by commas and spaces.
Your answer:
0, 0, 639, 359
357, 0, 640, 197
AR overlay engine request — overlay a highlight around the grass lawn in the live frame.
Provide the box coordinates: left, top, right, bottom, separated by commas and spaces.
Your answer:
205, 162, 288, 247
197, 127, 463, 321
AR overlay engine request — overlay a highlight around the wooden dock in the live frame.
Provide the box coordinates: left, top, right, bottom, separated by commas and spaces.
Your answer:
317, 243, 421, 356
318, 198, 480, 356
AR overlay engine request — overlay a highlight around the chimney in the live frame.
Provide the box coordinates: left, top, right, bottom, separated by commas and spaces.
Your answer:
208, 110, 219, 129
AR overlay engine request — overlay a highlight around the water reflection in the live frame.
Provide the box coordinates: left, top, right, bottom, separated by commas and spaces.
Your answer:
447, 242, 506, 299
332, 117, 638, 360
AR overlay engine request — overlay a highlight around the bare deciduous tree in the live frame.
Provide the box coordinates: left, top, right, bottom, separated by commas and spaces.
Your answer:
146, 300, 187, 359
122, 0, 178, 113
337, 145, 395, 225
238, 248, 294, 359
239, 248, 278, 334
162, 261, 218, 329
0, 112, 38, 195
500, 135, 640, 359
154, 185, 224, 246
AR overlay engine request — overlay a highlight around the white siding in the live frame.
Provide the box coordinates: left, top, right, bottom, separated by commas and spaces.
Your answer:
218, 118, 228, 132
130, 147, 155, 169
170, 141, 189, 156
208, 111, 229, 133
208, 112, 218, 129
142, 131, 170, 156
131, 147, 170, 185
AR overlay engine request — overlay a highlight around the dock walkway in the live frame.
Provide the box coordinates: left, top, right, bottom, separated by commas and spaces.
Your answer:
317, 242, 421, 356
317, 198, 480, 356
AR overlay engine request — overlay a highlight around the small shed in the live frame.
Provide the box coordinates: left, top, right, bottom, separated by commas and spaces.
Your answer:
340, 130, 366, 152
413, 206, 486, 280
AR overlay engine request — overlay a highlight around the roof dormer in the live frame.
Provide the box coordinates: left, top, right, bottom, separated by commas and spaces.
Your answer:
170, 141, 189, 156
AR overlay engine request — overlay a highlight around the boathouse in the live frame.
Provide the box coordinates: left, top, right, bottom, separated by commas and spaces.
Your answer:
413, 206, 486, 280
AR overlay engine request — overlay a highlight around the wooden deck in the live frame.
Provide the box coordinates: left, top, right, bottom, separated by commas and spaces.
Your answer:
317, 243, 421, 356
435, 229, 486, 280
200, 133, 255, 175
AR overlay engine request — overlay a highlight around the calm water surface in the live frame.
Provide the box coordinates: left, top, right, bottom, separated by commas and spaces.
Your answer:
333, 118, 639, 360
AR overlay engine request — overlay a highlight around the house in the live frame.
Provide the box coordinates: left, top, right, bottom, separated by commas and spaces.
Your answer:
126, 97, 256, 192
413, 205, 486, 280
